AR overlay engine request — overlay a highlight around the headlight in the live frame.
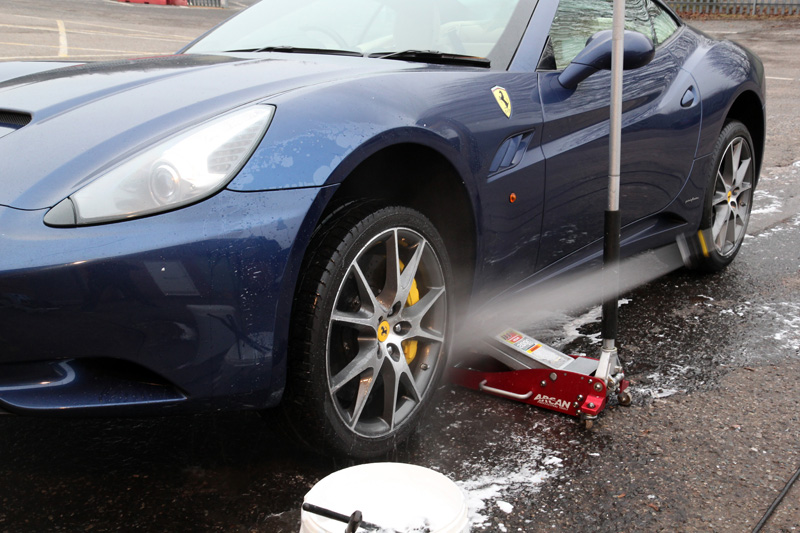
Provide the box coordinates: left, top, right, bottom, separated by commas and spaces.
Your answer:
44, 104, 275, 227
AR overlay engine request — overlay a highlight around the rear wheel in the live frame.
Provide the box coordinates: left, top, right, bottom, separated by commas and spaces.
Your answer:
696, 120, 756, 272
283, 204, 452, 458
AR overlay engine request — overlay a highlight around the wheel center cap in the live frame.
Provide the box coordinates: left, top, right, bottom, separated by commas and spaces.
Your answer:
377, 320, 391, 342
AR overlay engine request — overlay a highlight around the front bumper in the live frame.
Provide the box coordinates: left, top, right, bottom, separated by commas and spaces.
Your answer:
0, 186, 326, 415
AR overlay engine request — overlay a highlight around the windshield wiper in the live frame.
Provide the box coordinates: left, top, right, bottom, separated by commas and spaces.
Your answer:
227, 46, 363, 57
369, 50, 490, 68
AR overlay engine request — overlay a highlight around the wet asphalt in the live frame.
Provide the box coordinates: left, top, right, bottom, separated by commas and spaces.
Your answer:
1, 3, 799, 532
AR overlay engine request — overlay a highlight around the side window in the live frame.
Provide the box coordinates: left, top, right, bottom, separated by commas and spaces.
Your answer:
541, 0, 653, 70
646, 0, 679, 45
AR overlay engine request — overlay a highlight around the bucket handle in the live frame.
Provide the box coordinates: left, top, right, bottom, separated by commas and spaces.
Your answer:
302, 502, 381, 532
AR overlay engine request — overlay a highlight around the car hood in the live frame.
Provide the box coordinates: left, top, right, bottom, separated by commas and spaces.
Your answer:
0, 53, 408, 210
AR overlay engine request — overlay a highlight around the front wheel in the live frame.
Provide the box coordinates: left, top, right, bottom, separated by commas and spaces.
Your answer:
282, 204, 452, 458
696, 120, 756, 272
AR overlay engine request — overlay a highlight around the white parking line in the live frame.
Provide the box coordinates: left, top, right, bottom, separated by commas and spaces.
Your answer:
0, 22, 58, 33
0, 41, 54, 51
766, 76, 795, 81
0, 23, 189, 43
6, 12, 190, 38
57, 20, 68, 57
66, 27, 189, 43
0, 54, 142, 60
0, 41, 166, 59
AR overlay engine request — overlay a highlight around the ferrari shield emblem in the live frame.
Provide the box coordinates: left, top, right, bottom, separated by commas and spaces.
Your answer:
492, 86, 512, 118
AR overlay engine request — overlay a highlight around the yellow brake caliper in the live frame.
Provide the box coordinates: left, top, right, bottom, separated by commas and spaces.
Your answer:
399, 260, 420, 365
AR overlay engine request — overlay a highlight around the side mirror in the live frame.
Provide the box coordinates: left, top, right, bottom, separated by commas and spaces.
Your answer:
557, 30, 655, 90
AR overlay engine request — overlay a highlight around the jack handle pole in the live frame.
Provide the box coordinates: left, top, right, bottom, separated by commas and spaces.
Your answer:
598, 0, 626, 384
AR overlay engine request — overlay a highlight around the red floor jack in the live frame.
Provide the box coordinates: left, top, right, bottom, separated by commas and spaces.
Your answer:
451, 327, 630, 428
449, 228, 703, 425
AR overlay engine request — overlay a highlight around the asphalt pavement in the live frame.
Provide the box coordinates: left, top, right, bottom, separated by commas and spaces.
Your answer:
0, 3, 799, 532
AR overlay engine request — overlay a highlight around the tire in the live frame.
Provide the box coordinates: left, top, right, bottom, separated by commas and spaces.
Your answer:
282, 204, 453, 458
696, 120, 756, 272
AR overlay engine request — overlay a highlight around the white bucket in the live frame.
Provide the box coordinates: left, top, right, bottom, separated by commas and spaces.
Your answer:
300, 462, 469, 533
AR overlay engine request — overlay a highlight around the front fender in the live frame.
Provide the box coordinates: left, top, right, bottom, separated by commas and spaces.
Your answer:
228, 77, 481, 193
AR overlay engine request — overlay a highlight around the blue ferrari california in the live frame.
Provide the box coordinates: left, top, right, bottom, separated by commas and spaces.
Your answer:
0, 0, 764, 457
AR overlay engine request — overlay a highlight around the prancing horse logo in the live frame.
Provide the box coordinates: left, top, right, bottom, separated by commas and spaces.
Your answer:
492, 86, 512, 118
377, 320, 391, 342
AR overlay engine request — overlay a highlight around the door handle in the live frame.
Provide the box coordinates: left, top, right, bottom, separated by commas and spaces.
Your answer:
681, 86, 696, 108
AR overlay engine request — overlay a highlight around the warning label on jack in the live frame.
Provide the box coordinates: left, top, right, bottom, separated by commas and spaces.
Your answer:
497, 328, 574, 370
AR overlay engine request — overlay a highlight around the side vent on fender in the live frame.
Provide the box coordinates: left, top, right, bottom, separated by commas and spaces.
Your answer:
0, 110, 32, 128
0, 110, 32, 139
489, 130, 534, 175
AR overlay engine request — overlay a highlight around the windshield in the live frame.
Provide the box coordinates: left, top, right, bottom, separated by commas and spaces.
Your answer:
185, 0, 525, 62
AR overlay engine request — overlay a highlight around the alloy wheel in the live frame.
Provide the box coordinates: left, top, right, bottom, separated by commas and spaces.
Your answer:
326, 227, 447, 437
710, 136, 754, 257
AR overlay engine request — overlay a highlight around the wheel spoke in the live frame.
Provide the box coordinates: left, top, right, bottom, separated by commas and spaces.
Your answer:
730, 138, 742, 179
736, 188, 753, 213
331, 309, 376, 330
383, 359, 424, 431
725, 213, 737, 247
377, 357, 422, 431
403, 285, 445, 344
403, 285, 444, 322
381, 364, 400, 430
399, 365, 422, 403
409, 326, 445, 344
732, 200, 749, 223
717, 169, 730, 193
330, 263, 382, 330
734, 156, 751, 189
734, 183, 753, 207
352, 262, 386, 316
722, 150, 734, 189
712, 205, 730, 249
348, 363, 380, 429
377, 230, 401, 309
732, 217, 745, 244
330, 343, 379, 393
397, 240, 427, 306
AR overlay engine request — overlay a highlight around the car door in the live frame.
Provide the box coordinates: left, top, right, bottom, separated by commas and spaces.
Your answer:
534, 0, 701, 271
